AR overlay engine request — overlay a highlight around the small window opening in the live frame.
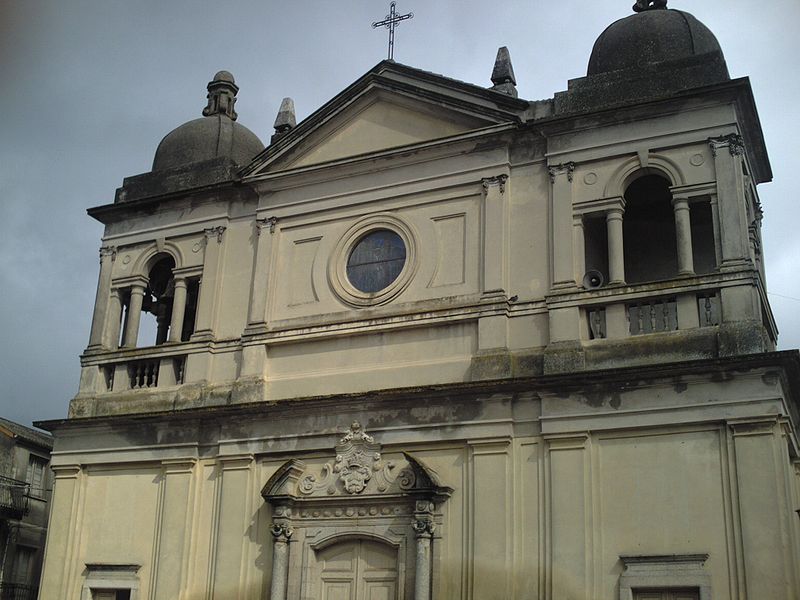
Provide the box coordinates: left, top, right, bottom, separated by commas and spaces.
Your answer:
583, 214, 609, 284
689, 201, 716, 275
623, 175, 678, 284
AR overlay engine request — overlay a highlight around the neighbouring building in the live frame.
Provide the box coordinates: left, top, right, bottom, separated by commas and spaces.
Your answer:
37, 2, 800, 599
0, 418, 53, 600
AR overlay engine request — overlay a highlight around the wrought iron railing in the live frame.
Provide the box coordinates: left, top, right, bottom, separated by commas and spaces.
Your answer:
0, 583, 38, 600
0, 476, 29, 517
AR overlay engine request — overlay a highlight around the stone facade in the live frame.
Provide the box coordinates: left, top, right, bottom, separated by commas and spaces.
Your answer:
38, 5, 800, 600
0, 418, 53, 600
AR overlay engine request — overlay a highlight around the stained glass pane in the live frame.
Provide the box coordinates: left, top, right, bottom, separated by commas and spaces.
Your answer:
346, 230, 406, 293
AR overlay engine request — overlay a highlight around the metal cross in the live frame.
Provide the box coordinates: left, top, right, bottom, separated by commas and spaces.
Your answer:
372, 2, 414, 61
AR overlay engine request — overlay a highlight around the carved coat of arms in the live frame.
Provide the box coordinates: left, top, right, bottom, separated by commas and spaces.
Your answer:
298, 421, 414, 496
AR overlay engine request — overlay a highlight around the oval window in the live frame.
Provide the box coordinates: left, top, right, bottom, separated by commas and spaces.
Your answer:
346, 229, 407, 293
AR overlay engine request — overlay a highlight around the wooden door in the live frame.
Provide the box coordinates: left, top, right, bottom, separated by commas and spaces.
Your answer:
316, 539, 398, 600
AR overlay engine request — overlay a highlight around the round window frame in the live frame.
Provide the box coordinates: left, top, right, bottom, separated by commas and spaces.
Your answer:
329, 215, 417, 307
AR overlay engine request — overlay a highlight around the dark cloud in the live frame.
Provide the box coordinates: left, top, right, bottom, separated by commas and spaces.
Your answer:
2, 0, 798, 426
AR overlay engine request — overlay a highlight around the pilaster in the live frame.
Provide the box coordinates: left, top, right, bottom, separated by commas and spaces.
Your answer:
549, 162, 577, 290
192, 226, 227, 342
87, 245, 116, 350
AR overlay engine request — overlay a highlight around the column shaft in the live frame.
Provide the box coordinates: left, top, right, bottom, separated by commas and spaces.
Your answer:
168, 278, 188, 342
104, 289, 123, 349
122, 284, 145, 348
414, 535, 432, 600
672, 196, 695, 275
573, 215, 586, 284
269, 537, 290, 600
606, 208, 625, 284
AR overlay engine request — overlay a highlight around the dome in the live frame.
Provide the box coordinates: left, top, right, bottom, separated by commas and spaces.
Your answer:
152, 72, 265, 172
588, 8, 726, 76
153, 115, 264, 171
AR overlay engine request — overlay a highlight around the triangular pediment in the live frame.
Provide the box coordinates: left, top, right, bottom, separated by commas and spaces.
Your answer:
243, 61, 528, 177
285, 93, 490, 169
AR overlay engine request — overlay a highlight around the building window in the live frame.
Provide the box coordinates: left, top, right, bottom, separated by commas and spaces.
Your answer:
82, 564, 140, 600
633, 590, 699, 600
92, 591, 131, 600
329, 215, 417, 307
25, 455, 47, 498
619, 554, 710, 600
346, 229, 407, 293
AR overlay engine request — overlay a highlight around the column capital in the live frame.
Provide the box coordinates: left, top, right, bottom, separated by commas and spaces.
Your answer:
270, 522, 294, 543
481, 174, 508, 194
606, 206, 625, 219
548, 162, 575, 184
256, 216, 279, 235
412, 517, 435, 539
203, 225, 226, 243
709, 133, 745, 157
99, 245, 117, 262
671, 195, 691, 208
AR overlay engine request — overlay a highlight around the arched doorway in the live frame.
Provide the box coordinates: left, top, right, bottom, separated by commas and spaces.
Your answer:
315, 538, 399, 600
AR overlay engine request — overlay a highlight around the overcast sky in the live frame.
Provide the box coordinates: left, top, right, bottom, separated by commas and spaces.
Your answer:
1, 0, 799, 428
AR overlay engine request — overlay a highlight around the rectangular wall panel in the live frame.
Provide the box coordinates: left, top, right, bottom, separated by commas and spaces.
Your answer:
471, 441, 511, 600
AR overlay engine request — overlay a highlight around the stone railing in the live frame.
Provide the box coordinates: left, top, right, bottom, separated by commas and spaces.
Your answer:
102, 354, 186, 392
0, 476, 29, 518
585, 290, 721, 341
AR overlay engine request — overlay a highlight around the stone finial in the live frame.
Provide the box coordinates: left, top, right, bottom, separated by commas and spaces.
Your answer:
490, 46, 518, 98
633, 0, 667, 12
271, 97, 296, 143
203, 70, 239, 120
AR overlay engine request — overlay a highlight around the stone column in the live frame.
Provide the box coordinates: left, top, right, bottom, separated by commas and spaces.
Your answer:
549, 163, 576, 290
606, 206, 625, 285
192, 226, 226, 341
709, 134, 750, 265
168, 278, 188, 343
672, 195, 695, 275
104, 288, 123, 349
245, 217, 278, 333
412, 504, 435, 600
87, 246, 116, 349
269, 521, 292, 600
122, 283, 146, 348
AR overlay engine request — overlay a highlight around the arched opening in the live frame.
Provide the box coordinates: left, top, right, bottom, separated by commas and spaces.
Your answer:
116, 252, 199, 349
623, 174, 678, 284
141, 254, 176, 346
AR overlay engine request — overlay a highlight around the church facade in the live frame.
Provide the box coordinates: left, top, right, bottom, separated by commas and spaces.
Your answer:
38, 3, 800, 600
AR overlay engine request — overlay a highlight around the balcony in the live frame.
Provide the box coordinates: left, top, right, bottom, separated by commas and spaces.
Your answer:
0, 476, 29, 519
0, 584, 38, 600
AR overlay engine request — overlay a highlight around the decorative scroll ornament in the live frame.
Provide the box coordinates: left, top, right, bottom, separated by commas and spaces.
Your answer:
298, 421, 415, 496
